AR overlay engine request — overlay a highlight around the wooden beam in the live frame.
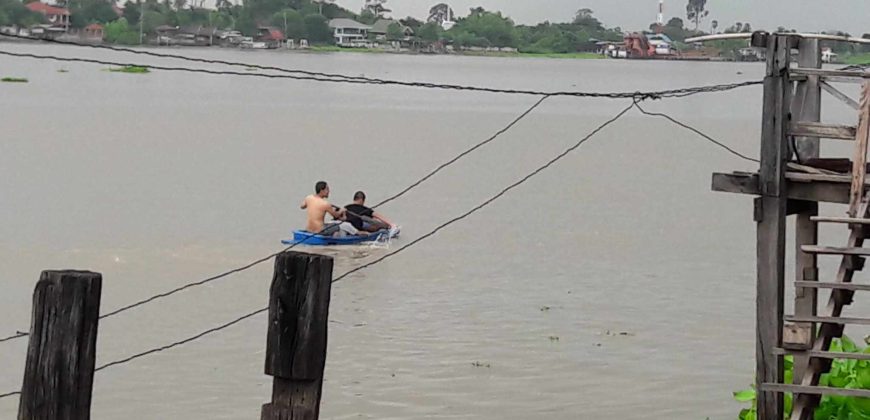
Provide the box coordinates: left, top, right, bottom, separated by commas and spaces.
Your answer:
712, 172, 852, 204
788, 122, 857, 141
785, 315, 870, 326
18, 270, 102, 420
774, 348, 870, 361
801, 245, 870, 256
261, 252, 333, 420
795, 281, 870, 291
811, 216, 870, 224
792, 39, 821, 162
821, 81, 860, 110
756, 34, 791, 420
851, 82, 870, 217
791, 68, 870, 81
762, 383, 870, 398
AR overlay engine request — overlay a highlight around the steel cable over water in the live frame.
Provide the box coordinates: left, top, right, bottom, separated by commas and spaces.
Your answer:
0, 48, 761, 99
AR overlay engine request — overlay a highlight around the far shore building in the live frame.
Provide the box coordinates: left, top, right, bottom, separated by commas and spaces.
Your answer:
25, 2, 70, 31
369, 18, 414, 42
328, 18, 371, 47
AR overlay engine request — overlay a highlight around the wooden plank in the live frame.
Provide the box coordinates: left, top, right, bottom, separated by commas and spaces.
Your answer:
18, 270, 102, 420
756, 35, 791, 420
821, 81, 860, 110
785, 315, 870, 326
800, 245, 870, 256
786, 172, 870, 184
791, 68, 870, 80
762, 383, 870, 398
788, 122, 857, 141
795, 281, 870, 291
774, 348, 870, 361
261, 251, 333, 420
712, 172, 852, 203
851, 82, 870, 217
811, 216, 870, 224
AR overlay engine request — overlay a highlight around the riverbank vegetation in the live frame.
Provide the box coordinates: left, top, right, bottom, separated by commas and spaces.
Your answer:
1, 76, 28, 82
1, 0, 869, 60
734, 336, 870, 420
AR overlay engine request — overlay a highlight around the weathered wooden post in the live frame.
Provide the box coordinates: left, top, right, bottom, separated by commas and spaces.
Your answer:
18, 270, 102, 420
261, 251, 333, 420
754, 33, 792, 420
789, 38, 821, 382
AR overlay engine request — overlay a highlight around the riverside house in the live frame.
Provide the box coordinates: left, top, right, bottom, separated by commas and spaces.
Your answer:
328, 18, 371, 47
25, 2, 70, 31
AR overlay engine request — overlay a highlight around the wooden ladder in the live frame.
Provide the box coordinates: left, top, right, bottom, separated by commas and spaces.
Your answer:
765, 82, 870, 419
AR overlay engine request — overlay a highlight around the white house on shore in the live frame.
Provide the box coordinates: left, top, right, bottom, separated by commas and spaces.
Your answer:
328, 18, 372, 47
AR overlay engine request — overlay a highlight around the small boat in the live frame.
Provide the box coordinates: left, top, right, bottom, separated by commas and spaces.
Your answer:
282, 227, 400, 246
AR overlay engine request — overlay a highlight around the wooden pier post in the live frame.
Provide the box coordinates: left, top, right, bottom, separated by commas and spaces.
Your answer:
755, 34, 792, 420
261, 252, 333, 420
18, 270, 102, 420
790, 38, 821, 381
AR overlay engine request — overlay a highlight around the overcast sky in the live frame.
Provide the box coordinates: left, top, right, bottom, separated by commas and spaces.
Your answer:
336, 0, 870, 35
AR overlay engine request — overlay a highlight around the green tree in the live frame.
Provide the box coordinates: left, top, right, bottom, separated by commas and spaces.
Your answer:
272, 9, 305, 39
0, 0, 42, 26
686, 0, 708, 30
573, 8, 602, 31
122, 0, 140, 25
386, 21, 403, 40
70, 0, 118, 27
104, 17, 140, 44
448, 9, 517, 48
303, 13, 331, 43
416, 21, 441, 42
399, 16, 421, 30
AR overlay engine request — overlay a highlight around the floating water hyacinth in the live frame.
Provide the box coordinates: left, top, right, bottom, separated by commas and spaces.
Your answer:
107, 66, 150, 74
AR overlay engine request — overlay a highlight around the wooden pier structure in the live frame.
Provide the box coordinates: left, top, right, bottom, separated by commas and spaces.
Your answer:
713, 32, 870, 420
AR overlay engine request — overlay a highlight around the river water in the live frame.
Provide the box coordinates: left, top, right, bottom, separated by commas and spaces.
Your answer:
0, 43, 837, 418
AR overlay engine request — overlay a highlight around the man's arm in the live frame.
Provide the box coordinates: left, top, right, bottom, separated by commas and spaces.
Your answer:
300, 196, 308, 210
372, 212, 394, 227
325, 204, 346, 220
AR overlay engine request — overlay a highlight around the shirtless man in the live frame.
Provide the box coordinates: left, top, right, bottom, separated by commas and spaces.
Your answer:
300, 181, 361, 237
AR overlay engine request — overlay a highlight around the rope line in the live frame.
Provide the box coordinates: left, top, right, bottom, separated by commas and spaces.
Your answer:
0, 94, 555, 343
632, 101, 760, 163
0, 49, 762, 100
335, 100, 636, 284
0, 391, 20, 399
94, 307, 268, 372
0, 100, 634, 401
372, 95, 550, 208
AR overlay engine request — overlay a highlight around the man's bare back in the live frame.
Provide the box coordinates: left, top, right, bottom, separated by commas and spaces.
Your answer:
301, 194, 343, 233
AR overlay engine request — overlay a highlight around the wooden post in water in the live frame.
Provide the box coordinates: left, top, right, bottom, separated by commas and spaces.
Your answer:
18, 270, 102, 420
755, 34, 792, 420
261, 251, 333, 420
789, 38, 821, 381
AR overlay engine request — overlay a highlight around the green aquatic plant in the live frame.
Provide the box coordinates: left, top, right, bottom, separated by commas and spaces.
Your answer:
735, 336, 870, 420
1, 77, 28, 83
107, 66, 149, 74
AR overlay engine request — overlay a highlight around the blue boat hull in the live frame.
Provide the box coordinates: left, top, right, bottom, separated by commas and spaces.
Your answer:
282, 228, 397, 246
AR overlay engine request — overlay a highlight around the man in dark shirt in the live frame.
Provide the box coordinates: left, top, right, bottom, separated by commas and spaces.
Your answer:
345, 191, 395, 233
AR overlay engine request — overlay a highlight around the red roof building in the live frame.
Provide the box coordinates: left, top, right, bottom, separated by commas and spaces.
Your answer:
25, 2, 70, 29
84, 23, 104, 39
